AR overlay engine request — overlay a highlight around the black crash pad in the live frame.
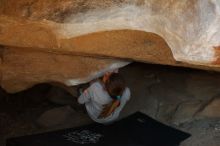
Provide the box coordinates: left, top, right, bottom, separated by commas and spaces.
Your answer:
7, 112, 191, 146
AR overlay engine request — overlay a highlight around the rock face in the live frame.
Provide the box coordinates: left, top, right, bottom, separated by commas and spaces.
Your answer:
1, 47, 129, 93
0, 0, 220, 92
196, 97, 220, 118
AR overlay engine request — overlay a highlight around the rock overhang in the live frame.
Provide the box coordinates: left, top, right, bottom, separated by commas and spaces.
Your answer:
0, 0, 220, 93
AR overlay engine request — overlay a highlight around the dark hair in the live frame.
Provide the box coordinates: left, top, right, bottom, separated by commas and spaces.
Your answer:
98, 73, 126, 119
105, 73, 125, 99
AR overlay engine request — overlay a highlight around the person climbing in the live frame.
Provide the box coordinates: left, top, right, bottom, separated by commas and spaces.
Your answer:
77, 72, 131, 124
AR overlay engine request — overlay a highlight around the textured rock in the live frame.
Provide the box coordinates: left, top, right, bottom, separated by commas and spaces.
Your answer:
0, 0, 127, 22
0, 0, 220, 92
171, 101, 202, 125
1, 47, 129, 93
196, 97, 220, 118
37, 106, 91, 128
2, 62, 220, 146
0, 16, 175, 65
0, 0, 220, 66
180, 118, 220, 146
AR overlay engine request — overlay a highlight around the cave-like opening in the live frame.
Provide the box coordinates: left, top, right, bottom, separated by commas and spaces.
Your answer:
1, 62, 220, 146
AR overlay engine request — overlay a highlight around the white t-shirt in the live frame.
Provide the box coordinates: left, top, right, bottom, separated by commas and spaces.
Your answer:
78, 81, 131, 124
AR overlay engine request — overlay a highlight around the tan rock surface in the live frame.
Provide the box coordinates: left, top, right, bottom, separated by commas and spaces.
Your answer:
197, 97, 220, 118
0, 0, 127, 22
1, 47, 129, 93
1, 0, 220, 65
0, 0, 220, 92
0, 17, 220, 71
0, 16, 175, 65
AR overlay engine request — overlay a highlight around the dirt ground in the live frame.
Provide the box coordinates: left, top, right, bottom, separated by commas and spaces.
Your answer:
1, 62, 220, 146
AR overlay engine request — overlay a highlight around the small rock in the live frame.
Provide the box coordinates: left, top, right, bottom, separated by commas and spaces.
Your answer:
172, 100, 202, 125
196, 97, 220, 118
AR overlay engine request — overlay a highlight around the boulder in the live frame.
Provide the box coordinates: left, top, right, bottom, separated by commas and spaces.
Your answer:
1, 47, 129, 93
171, 101, 202, 125
196, 97, 220, 118
0, 0, 220, 92
0, 0, 220, 65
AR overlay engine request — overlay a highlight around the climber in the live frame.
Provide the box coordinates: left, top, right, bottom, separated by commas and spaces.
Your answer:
77, 71, 131, 124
